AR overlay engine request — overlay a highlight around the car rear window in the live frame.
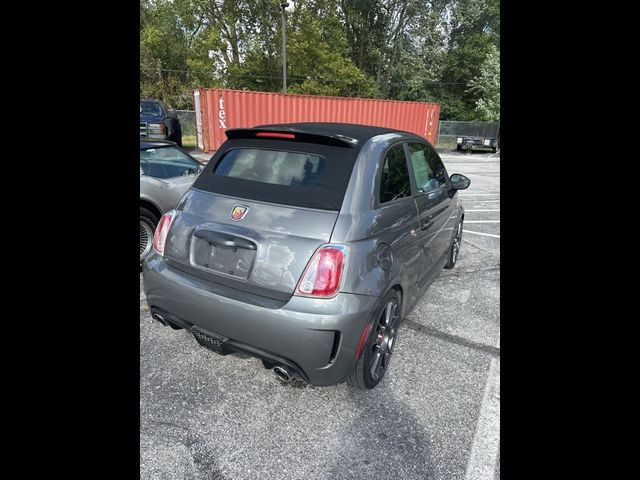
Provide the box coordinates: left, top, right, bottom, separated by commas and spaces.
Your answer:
192, 140, 359, 211
214, 149, 325, 187
140, 146, 201, 179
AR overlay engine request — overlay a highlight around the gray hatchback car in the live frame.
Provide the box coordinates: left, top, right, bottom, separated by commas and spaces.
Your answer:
142, 123, 470, 389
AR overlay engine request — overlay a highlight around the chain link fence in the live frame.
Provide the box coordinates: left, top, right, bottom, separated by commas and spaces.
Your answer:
436, 121, 500, 151
176, 110, 196, 139
175, 111, 498, 152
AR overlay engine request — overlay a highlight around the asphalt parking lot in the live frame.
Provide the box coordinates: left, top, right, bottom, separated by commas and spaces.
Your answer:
140, 149, 500, 480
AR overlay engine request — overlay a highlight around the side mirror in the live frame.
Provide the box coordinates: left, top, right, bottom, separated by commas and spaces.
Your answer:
168, 109, 178, 120
450, 174, 471, 190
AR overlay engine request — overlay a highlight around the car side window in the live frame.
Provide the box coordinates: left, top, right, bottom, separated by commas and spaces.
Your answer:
426, 148, 448, 187
408, 143, 440, 193
379, 144, 411, 204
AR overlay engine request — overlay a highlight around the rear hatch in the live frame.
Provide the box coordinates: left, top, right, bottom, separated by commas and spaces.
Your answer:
163, 129, 361, 301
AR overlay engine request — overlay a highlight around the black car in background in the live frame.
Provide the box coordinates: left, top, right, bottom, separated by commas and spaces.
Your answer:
140, 98, 182, 147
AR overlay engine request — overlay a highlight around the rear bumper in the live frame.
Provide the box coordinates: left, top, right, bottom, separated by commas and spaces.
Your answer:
457, 137, 498, 149
142, 254, 380, 386
140, 133, 168, 140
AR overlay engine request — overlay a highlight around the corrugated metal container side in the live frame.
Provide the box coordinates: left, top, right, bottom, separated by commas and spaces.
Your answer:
194, 88, 440, 153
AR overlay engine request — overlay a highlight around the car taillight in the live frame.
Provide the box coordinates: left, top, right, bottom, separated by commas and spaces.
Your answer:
148, 123, 166, 134
296, 245, 348, 297
152, 211, 175, 256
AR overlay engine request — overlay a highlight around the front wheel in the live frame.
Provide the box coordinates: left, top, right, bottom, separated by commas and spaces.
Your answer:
347, 290, 402, 390
445, 219, 463, 269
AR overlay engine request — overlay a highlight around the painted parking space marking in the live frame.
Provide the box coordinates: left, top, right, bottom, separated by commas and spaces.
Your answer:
464, 358, 500, 480
464, 230, 500, 239
465, 220, 500, 224
465, 209, 500, 212
459, 193, 500, 196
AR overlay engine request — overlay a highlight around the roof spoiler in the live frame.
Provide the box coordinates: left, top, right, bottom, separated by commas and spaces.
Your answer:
225, 128, 359, 148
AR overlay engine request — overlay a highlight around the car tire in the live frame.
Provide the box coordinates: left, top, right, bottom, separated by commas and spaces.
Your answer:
347, 289, 402, 390
492, 147, 497, 153
445, 219, 463, 269
456, 145, 462, 151
140, 207, 159, 263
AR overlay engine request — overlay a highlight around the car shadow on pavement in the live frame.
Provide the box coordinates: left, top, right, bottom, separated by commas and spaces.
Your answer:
322, 390, 435, 479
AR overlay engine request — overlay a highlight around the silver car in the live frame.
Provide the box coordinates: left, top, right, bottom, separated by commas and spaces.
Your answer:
142, 123, 470, 389
140, 139, 203, 262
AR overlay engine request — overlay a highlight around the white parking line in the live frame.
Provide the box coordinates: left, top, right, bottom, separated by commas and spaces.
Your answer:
459, 193, 500, 196
465, 358, 500, 480
465, 220, 500, 224
465, 209, 500, 212
471, 200, 500, 203
464, 230, 500, 238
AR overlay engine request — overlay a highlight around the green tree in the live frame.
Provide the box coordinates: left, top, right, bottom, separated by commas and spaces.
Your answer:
286, 0, 376, 96
139, 0, 500, 120
467, 45, 499, 121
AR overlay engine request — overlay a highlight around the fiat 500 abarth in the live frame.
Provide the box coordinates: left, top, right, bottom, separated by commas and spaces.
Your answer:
142, 123, 470, 389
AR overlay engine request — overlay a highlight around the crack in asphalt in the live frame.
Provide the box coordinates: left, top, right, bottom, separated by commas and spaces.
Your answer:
143, 419, 230, 478
439, 265, 500, 278
403, 319, 500, 358
461, 239, 501, 257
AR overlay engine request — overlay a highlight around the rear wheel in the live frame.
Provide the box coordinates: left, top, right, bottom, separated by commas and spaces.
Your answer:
445, 219, 463, 269
140, 207, 159, 262
456, 145, 462, 151
347, 290, 401, 390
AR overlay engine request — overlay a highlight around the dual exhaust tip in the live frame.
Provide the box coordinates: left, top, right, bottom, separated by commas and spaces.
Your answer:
152, 312, 168, 326
273, 366, 292, 383
151, 311, 184, 330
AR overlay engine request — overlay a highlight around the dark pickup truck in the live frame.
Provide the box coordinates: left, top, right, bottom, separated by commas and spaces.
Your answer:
140, 98, 182, 147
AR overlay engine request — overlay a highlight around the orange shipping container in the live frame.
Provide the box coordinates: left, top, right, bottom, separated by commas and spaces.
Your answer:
193, 88, 440, 153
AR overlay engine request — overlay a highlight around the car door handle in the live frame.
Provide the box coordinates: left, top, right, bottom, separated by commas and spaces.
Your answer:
421, 220, 433, 230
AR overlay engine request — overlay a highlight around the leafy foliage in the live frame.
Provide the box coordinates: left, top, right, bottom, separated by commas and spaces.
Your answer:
140, 0, 499, 119
468, 45, 500, 121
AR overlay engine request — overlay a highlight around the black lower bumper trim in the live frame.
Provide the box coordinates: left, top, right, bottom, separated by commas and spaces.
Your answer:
149, 307, 311, 384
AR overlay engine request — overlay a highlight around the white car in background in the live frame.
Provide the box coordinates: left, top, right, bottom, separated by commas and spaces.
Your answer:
140, 139, 203, 262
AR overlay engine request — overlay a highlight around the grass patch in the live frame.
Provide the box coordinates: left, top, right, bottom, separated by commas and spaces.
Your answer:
435, 138, 458, 152
181, 135, 197, 148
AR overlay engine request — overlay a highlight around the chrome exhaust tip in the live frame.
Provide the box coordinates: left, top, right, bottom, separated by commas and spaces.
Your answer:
273, 366, 291, 383
152, 312, 168, 326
